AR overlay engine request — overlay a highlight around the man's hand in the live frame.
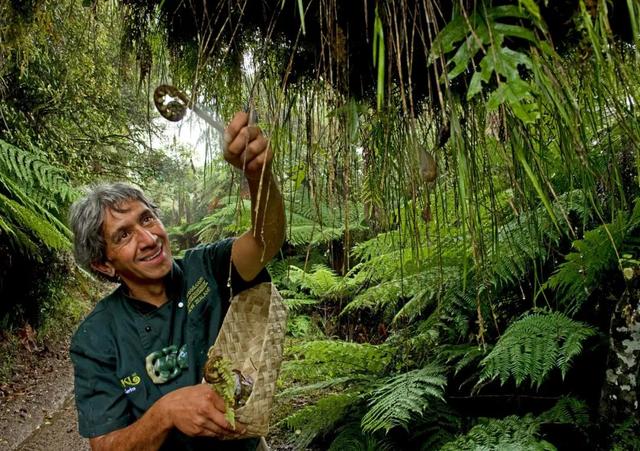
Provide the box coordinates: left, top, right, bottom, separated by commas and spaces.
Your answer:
160, 384, 246, 438
223, 111, 273, 180
89, 384, 246, 451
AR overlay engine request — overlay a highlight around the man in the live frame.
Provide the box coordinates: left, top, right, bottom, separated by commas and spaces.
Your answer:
68, 111, 285, 450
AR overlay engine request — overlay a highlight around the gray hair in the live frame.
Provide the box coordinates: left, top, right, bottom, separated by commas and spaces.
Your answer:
68, 182, 159, 281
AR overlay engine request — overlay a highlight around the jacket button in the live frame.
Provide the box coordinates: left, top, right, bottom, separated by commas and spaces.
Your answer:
145, 325, 151, 332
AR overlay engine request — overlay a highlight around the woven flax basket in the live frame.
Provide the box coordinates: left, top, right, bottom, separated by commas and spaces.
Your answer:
209, 282, 287, 437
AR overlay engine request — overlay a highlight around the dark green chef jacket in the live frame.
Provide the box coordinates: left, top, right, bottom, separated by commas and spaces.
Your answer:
70, 238, 269, 450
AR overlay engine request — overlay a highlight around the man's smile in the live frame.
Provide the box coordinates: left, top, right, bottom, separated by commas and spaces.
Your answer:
139, 243, 165, 263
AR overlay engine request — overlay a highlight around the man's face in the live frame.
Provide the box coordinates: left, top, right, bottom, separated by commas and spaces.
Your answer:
93, 199, 173, 290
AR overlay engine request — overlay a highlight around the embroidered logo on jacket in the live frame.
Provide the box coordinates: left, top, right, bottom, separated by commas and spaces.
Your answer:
120, 373, 141, 394
186, 277, 210, 312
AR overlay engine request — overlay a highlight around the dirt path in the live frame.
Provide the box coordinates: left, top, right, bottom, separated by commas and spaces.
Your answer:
0, 342, 88, 451
14, 393, 88, 451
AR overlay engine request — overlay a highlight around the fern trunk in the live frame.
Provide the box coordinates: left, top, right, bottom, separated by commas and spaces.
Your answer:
598, 288, 640, 428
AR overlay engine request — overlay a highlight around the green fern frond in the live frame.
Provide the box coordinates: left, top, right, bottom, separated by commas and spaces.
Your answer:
350, 229, 400, 262
411, 400, 463, 451
0, 193, 69, 250
0, 211, 39, 254
341, 278, 405, 318
0, 141, 73, 253
439, 343, 488, 376
329, 421, 394, 451
286, 198, 367, 246
0, 139, 76, 206
543, 213, 627, 315
195, 197, 252, 242
283, 392, 359, 449
537, 396, 590, 430
360, 364, 446, 433
287, 264, 347, 299
282, 340, 391, 383
392, 266, 462, 324
277, 376, 362, 399
0, 168, 71, 256
440, 415, 556, 451
283, 298, 319, 312
479, 311, 596, 388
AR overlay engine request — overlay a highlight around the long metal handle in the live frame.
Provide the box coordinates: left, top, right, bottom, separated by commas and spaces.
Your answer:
190, 103, 225, 134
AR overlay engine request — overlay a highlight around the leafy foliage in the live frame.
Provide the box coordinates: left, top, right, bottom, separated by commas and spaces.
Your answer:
328, 422, 394, 451
537, 397, 590, 430
360, 365, 446, 433
286, 264, 347, 300
281, 340, 391, 384
440, 397, 589, 450
479, 311, 596, 387
429, 5, 546, 123
3, 0, 640, 449
0, 139, 73, 254
543, 200, 640, 314
286, 197, 368, 247
439, 414, 555, 451
283, 393, 358, 449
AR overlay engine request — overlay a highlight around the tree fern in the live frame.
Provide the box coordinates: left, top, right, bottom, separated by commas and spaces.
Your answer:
194, 196, 252, 243
439, 343, 489, 376
392, 266, 463, 325
479, 311, 596, 388
360, 364, 446, 434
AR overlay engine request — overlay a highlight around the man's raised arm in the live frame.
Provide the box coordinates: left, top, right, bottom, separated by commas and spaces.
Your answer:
223, 111, 286, 281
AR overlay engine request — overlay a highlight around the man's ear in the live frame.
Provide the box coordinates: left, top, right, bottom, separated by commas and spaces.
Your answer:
91, 260, 116, 278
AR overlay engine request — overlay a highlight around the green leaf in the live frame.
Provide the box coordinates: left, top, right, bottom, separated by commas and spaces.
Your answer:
446, 26, 488, 80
